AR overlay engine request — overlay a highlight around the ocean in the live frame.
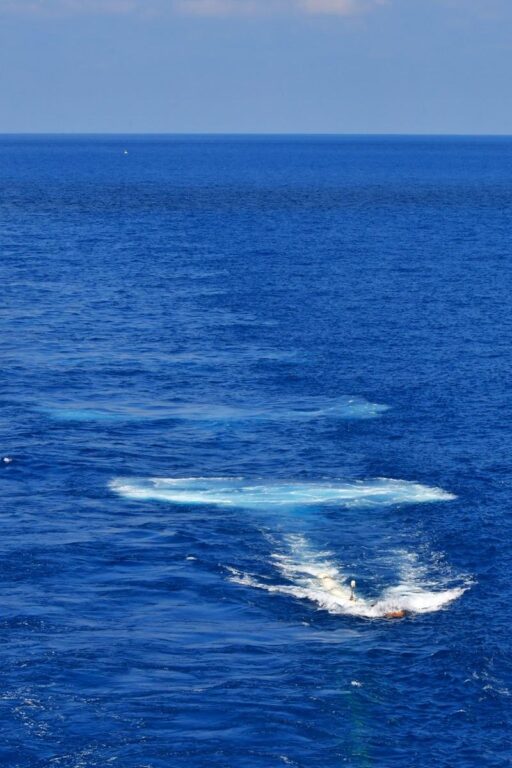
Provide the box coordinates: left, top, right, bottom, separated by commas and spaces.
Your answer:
0, 134, 510, 767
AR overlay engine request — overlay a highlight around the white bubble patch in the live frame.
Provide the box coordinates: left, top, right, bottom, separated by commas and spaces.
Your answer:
109, 476, 455, 509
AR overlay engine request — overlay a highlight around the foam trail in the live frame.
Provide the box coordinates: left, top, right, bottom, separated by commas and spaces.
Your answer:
41, 396, 389, 424
170, 396, 389, 422
110, 476, 455, 509
40, 407, 128, 422
40, 403, 248, 423
228, 536, 467, 619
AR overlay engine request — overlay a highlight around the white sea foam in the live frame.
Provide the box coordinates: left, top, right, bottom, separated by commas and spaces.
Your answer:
109, 476, 455, 509
318, 397, 390, 420
274, 396, 389, 421
228, 535, 467, 619
41, 396, 388, 424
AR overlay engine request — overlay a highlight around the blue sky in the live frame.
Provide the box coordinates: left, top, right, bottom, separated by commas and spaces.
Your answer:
0, 0, 511, 133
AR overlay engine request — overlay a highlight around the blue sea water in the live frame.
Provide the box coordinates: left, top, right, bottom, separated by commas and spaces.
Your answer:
0, 134, 511, 767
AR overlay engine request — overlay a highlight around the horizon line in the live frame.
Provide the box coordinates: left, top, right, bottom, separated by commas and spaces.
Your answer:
2, 131, 512, 138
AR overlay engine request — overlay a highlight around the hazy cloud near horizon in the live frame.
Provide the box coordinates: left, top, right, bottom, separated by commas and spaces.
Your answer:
1, 0, 511, 134
173, 0, 385, 16
0, 0, 386, 16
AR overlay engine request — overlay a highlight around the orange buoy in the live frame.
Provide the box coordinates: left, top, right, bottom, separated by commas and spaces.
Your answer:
384, 610, 407, 619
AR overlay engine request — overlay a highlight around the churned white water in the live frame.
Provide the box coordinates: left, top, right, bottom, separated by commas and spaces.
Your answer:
110, 476, 464, 618
228, 535, 467, 619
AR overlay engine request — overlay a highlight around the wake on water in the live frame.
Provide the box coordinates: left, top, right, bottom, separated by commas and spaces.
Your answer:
110, 476, 467, 619
228, 535, 468, 619
40, 395, 388, 424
